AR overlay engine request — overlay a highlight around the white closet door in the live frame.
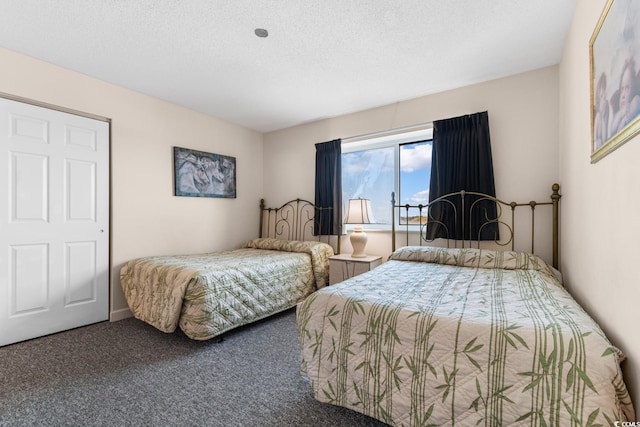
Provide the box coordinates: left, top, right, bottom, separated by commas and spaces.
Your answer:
0, 98, 109, 346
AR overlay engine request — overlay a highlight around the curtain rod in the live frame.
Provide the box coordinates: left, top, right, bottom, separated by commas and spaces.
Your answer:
342, 121, 433, 144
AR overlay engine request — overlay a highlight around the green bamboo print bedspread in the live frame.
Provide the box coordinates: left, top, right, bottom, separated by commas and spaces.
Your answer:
297, 246, 634, 426
121, 238, 333, 340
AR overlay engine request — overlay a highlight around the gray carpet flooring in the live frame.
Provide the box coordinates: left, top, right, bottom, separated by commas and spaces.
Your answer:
0, 309, 388, 427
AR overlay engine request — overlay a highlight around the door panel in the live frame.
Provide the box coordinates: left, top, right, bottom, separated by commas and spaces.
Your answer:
66, 159, 96, 221
11, 152, 48, 222
65, 241, 96, 305
10, 113, 49, 143
0, 98, 109, 346
10, 244, 49, 314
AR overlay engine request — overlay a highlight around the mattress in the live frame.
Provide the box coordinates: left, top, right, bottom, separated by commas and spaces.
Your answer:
297, 246, 634, 426
121, 238, 333, 340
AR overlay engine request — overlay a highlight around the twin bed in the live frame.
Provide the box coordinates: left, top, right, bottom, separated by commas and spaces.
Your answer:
120, 198, 336, 340
121, 185, 634, 425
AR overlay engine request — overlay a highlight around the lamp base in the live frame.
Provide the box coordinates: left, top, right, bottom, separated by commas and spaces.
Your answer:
350, 226, 368, 258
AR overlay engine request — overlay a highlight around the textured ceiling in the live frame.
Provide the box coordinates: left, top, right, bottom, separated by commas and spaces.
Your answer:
0, 1, 576, 132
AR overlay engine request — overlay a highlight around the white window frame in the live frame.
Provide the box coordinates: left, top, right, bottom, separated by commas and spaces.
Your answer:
342, 126, 433, 231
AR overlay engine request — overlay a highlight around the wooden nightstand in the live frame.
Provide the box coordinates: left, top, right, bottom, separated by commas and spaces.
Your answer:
328, 254, 382, 285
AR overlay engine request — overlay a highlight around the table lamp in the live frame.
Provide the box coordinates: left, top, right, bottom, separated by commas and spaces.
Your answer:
345, 198, 374, 258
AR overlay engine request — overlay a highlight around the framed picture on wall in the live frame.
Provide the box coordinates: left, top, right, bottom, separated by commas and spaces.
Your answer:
173, 146, 236, 198
590, 0, 640, 163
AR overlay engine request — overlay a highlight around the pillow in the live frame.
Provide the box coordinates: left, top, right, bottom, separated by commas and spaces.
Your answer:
389, 246, 559, 278
242, 237, 333, 254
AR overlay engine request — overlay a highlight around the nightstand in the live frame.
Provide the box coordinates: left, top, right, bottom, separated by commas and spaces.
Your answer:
328, 254, 382, 285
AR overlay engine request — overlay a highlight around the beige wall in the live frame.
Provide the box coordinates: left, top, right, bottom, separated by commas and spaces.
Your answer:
2, 5, 636, 412
0, 47, 264, 319
559, 1, 640, 412
264, 66, 560, 262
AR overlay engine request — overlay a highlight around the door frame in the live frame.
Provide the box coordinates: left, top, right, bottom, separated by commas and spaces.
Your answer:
0, 91, 113, 321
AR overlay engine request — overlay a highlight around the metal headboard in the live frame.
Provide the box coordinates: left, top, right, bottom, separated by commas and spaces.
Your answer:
259, 198, 340, 253
391, 184, 561, 268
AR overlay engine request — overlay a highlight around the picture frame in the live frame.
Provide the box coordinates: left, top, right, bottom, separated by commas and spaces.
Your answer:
590, 0, 640, 163
173, 146, 236, 198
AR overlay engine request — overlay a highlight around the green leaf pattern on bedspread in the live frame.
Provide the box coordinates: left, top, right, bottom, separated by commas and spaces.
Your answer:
120, 238, 333, 340
297, 246, 635, 426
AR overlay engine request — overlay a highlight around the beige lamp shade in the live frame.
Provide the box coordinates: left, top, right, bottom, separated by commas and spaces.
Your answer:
344, 198, 375, 225
345, 199, 374, 258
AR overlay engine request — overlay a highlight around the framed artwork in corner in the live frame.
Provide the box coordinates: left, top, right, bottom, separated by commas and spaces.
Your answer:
173, 146, 236, 198
590, 0, 640, 163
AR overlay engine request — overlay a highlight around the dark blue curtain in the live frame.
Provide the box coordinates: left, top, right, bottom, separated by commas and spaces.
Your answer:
314, 139, 343, 235
426, 111, 498, 240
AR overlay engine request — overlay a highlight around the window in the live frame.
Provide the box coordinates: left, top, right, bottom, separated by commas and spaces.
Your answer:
342, 128, 433, 227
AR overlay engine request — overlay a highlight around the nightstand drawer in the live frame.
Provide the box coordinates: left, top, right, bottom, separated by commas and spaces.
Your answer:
329, 254, 382, 285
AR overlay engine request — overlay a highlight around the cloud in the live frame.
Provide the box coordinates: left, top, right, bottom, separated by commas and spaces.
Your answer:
409, 189, 429, 204
400, 143, 432, 173
343, 148, 394, 174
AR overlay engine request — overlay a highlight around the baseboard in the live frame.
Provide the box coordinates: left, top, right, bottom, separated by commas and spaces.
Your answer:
110, 308, 132, 322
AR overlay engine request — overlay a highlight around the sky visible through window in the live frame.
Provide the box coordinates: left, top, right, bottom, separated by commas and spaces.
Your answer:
342, 140, 432, 224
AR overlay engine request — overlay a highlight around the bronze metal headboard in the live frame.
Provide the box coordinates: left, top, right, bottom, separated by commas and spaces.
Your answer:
391, 184, 561, 268
259, 198, 340, 253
